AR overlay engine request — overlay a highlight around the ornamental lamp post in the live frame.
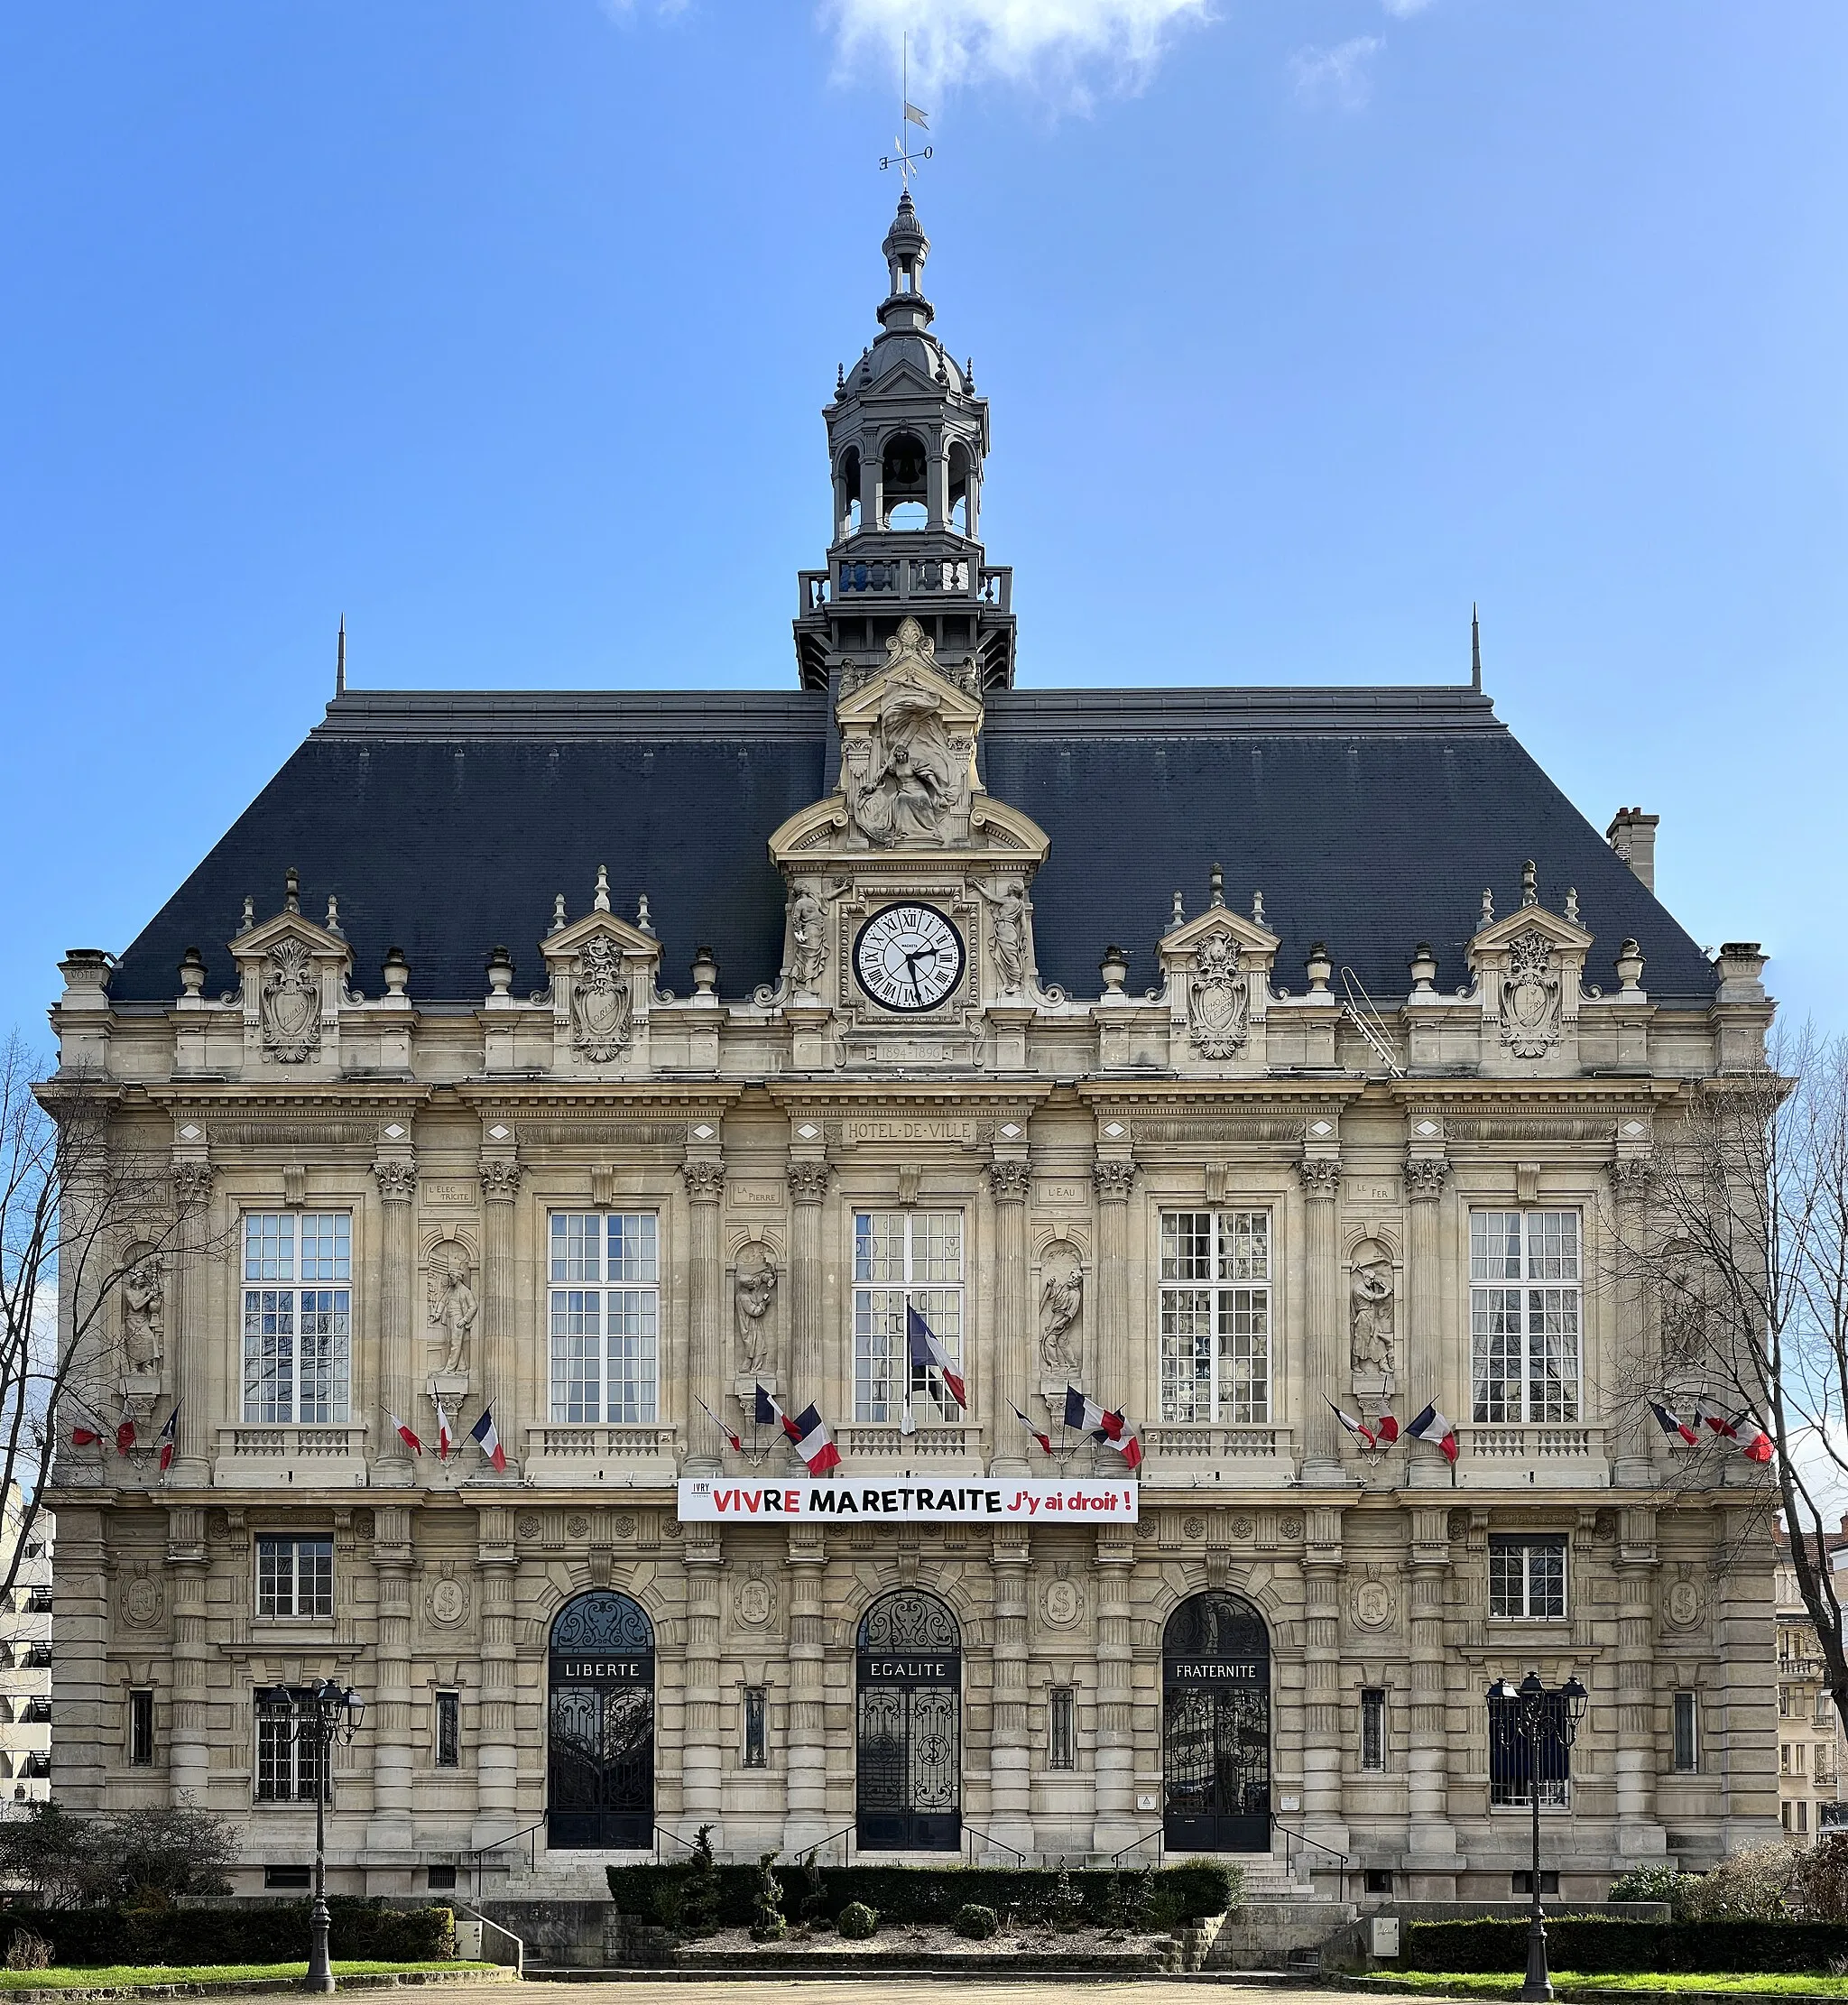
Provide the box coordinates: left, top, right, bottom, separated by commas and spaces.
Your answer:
1487, 1671, 1589, 2004
257, 1679, 366, 1993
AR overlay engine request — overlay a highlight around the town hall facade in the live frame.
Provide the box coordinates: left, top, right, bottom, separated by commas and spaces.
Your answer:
45, 191, 1778, 1899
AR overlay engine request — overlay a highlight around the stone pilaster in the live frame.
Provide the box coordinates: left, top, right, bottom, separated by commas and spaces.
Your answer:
471, 1503, 519, 1846
1612, 1157, 1658, 1486
990, 1525, 1032, 1852
682, 1156, 726, 1475
1091, 1523, 1136, 1854
372, 1157, 418, 1486
168, 1160, 216, 1483
786, 1159, 832, 1405
988, 1156, 1031, 1471
50, 1507, 108, 1812
365, 1504, 415, 1862
477, 1153, 523, 1478
1301, 1503, 1349, 1860
783, 1522, 828, 1853
1092, 1159, 1135, 1419
1298, 1152, 1344, 1481
1404, 1503, 1459, 1894
1617, 1504, 1667, 1856
164, 1504, 210, 1805
1404, 1154, 1450, 1491
681, 1523, 725, 1841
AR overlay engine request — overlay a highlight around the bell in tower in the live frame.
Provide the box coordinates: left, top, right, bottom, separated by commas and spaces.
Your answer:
793, 191, 1016, 692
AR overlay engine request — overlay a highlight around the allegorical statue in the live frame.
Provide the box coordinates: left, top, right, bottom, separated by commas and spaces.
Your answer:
848, 688, 960, 845
121, 1254, 164, 1374
1349, 1240, 1396, 1377
1039, 1254, 1083, 1372
975, 879, 1030, 993
734, 1242, 778, 1374
788, 884, 828, 995
427, 1242, 479, 1375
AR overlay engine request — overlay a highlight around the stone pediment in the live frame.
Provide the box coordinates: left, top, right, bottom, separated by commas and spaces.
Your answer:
861, 360, 947, 402
1468, 883, 1594, 1067
536, 891, 662, 1071
1159, 906, 1282, 965
1470, 905, 1594, 956
226, 885, 354, 1070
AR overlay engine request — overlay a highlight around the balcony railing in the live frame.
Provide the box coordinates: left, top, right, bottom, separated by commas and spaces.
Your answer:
219, 1427, 367, 1459
839, 1423, 985, 1466
829, 557, 1012, 611
1452, 1424, 1609, 1486
522, 1425, 679, 1467
1140, 1424, 1298, 1483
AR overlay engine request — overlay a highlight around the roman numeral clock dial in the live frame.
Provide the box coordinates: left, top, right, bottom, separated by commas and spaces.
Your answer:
853, 902, 966, 1013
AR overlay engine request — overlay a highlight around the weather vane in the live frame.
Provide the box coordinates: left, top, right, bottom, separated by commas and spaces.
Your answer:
879, 32, 932, 186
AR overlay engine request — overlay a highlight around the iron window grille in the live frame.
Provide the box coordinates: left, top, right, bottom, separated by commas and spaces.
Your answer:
242, 1212, 352, 1423
1469, 1210, 1582, 1424
1159, 1210, 1271, 1424
255, 1686, 327, 1803
128, 1690, 154, 1767
256, 1538, 334, 1621
1488, 1535, 1567, 1621
1050, 1686, 1077, 1770
1361, 1687, 1387, 1771
853, 1210, 965, 1422
1673, 1691, 1698, 1773
548, 1213, 661, 1423
744, 1686, 768, 1769
1490, 1690, 1571, 1809
435, 1691, 460, 1769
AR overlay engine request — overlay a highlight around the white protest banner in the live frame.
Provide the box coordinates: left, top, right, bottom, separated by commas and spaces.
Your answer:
676, 1475, 1137, 1525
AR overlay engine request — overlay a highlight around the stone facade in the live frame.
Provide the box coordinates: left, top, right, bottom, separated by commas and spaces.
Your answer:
1774, 1533, 1846, 1843
44, 194, 1778, 1900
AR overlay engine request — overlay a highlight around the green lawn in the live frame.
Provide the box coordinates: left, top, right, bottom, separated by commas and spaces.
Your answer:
1375, 1977, 1848, 2000
0, 1962, 500, 1991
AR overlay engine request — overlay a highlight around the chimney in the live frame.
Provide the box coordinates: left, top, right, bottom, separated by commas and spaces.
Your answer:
1606, 807, 1659, 892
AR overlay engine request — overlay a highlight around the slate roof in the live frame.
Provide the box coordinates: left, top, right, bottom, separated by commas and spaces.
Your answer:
106, 684, 1719, 1011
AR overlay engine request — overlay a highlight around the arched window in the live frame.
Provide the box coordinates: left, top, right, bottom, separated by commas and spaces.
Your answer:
881, 432, 929, 529
856, 1590, 961, 1852
547, 1591, 654, 1852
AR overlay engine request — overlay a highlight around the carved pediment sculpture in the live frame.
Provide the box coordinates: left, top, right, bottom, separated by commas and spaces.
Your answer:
571, 935, 633, 1062
426, 1239, 478, 1376
261, 938, 321, 1062
1467, 878, 1593, 1067
1500, 928, 1562, 1059
226, 874, 355, 1070
1156, 894, 1280, 1071
1187, 931, 1251, 1058
833, 617, 984, 852
539, 880, 662, 1072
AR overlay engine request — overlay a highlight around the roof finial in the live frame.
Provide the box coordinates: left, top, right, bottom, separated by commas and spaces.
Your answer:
1169, 891, 1186, 934
284, 867, 300, 916
1480, 887, 1494, 931
550, 894, 568, 936
593, 864, 612, 915
336, 614, 346, 698
1252, 890, 1265, 928
836, 362, 845, 397
1471, 603, 1482, 693
1208, 864, 1224, 910
636, 892, 655, 937
1521, 859, 1538, 907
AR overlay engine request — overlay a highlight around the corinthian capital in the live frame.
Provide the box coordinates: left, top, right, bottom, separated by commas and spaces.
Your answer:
1092, 1159, 1137, 1201
371, 1158, 419, 1204
479, 1157, 525, 1202
987, 1159, 1031, 1203
786, 1160, 833, 1204
171, 1161, 216, 1208
1404, 1156, 1450, 1203
681, 1159, 726, 1204
1298, 1154, 1343, 1198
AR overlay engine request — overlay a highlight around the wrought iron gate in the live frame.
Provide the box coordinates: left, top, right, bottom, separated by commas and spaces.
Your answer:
547, 1591, 655, 1851
1162, 1591, 1271, 1853
856, 1590, 961, 1852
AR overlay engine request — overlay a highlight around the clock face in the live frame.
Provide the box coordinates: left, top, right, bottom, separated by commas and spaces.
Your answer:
853, 902, 966, 1013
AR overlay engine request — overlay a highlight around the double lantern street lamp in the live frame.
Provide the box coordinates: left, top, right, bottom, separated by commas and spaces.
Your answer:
255, 1680, 366, 1994
1487, 1670, 1590, 2005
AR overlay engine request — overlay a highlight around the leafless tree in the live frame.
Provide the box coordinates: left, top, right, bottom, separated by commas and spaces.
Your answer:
1612, 1023, 1848, 1730
0, 1032, 215, 1608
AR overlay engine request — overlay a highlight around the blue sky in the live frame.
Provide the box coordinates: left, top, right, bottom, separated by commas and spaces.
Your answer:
3, 1, 1843, 1040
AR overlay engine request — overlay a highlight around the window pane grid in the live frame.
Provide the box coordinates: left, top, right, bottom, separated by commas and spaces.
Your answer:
241, 1214, 351, 1423
1489, 1536, 1567, 1620
853, 1211, 965, 1421
256, 1538, 333, 1621
1470, 1212, 1582, 1424
548, 1214, 660, 1422
1160, 1211, 1270, 1424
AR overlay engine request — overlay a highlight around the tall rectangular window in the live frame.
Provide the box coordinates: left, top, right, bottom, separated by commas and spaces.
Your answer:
255, 1689, 325, 1803
549, 1213, 660, 1423
256, 1537, 334, 1620
1490, 1691, 1572, 1809
1159, 1210, 1271, 1423
743, 1686, 768, 1769
1489, 1536, 1567, 1620
1673, 1691, 1698, 1773
243, 1213, 351, 1422
1050, 1686, 1077, 1770
1361, 1688, 1387, 1771
853, 1210, 964, 1421
1470, 1210, 1582, 1424
435, 1691, 460, 1769
128, 1689, 154, 1767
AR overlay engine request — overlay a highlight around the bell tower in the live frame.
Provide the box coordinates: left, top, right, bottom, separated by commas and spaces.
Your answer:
793, 191, 1016, 691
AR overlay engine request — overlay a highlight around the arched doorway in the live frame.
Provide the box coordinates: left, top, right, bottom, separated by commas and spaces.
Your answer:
1163, 1591, 1271, 1853
856, 1590, 961, 1852
547, 1590, 654, 1851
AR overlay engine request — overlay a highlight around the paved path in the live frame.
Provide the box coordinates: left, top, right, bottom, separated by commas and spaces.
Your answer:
208, 1985, 1345, 2005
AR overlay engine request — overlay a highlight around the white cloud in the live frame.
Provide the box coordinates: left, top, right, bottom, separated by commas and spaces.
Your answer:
1289, 34, 1383, 111
1381, 0, 1431, 15
821, 0, 1213, 107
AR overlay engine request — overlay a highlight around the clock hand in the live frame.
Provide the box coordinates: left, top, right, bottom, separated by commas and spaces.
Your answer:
902, 950, 924, 1002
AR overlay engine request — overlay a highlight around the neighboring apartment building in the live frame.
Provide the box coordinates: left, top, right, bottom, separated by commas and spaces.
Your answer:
0, 1489, 54, 1807
43, 191, 1780, 1899
1775, 1525, 1848, 1842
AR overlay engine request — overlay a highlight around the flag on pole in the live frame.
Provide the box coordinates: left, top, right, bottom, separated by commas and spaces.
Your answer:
116, 1399, 137, 1455
695, 1395, 742, 1455
1695, 1394, 1739, 1439
1649, 1399, 1699, 1446
755, 1385, 841, 1475
904, 101, 929, 128
1064, 1385, 1123, 1440
1406, 1400, 1459, 1464
436, 1400, 455, 1462
1374, 1412, 1400, 1444
1110, 1425, 1144, 1473
470, 1404, 507, 1472
906, 1302, 966, 1409
68, 1400, 106, 1449
1733, 1413, 1775, 1463
390, 1410, 423, 1456
900, 1382, 916, 1437
1327, 1397, 1379, 1451
156, 1405, 180, 1474
1012, 1403, 1054, 1455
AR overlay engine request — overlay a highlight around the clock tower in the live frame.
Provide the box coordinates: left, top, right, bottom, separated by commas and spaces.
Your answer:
791, 191, 1017, 693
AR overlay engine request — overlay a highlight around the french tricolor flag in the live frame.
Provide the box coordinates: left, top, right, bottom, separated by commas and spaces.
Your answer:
1064, 1385, 1141, 1470
390, 1410, 423, 1456
1732, 1412, 1775, 1464
906, 1302, 966, 1409
436, 1401, 455, 1462
1649, 1400, 1699, 1446
116, 1399, 137, 1455
1012, 1404, 1054, 1455
1407, 1400, 1458, 1464
157, 1405, 180, 1474
470, 1404, 507, 1472
1328, 1398, 1379, 1451
1695, 1395, 1738, 1440
756, 1384, 841, 1475
69, 1401, 106, 1449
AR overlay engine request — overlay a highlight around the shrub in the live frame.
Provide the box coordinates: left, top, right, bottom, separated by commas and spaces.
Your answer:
0, 1903, 452, 1967
1678, 1843, 1797, 1922
1046, 1863, 1086, 1931
750, 1852, 787, 1943
5, 1932, 51, 1973
1167, 1859, 1240, 1920
673, 1825, 722, 1940
1792, 1835, 1848, 1922
1402, 1918, 1848, 1975
954, 1903, 998, 1941
837, 1901, 878, 1941
0, 1799, 235, 1910
1610, 1865, 1694, 1909
795, 1850, 828, 1925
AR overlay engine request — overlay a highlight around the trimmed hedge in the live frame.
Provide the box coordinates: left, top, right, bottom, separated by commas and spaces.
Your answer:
1405, 1919, 1848, 1975
607, 1860, 1235, 1929
0, 1901, 454, 1968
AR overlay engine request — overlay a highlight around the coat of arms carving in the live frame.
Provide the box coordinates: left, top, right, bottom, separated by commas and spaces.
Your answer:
570, 936, 633, 1062
1187, 932, 1251, 1058
1500, 929, 1562, 1058
260, 938, 321, 1062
